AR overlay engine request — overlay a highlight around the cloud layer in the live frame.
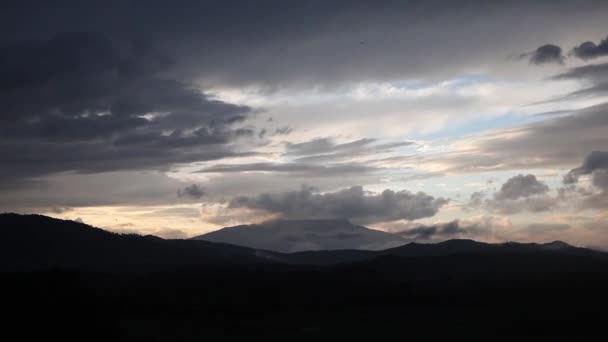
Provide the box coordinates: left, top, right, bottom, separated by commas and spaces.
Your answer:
228, 185, 448, 225
0, 32, 254, 186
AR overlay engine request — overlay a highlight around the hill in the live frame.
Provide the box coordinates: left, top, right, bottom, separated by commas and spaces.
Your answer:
0, 213, 281, 271
191, 218, 407, 252
2, 213, 608, 340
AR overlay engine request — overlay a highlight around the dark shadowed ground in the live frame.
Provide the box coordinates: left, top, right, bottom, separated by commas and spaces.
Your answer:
2, 214, 607, 341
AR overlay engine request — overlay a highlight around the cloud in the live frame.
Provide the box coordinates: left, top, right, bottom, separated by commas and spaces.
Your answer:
285, 138, 374, 156
284, 137, 414, 163
571, 35, 608, 60
105, 223, 189, 239
274, 127, 293, 135
227, 185, 448, 225
419, 102, 608, 174
494, 174, 549, 200
564, 151, 608, 186
525, 223, 571, 232
550, 62, 608, 100
382, 215, 512, 242
563, 151, 608, 208
50, 206, 73, 214
468, 174, 556, 214
525, 44, 565, 65
0, 32, 254, 185
2, 1, 606, 88
196, 162, 377, 177
177, 184, 205, 199
0, 171, 195, 211
396, 220, 471, 239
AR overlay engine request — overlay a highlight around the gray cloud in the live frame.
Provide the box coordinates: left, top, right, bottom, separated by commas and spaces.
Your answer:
274, 127, 293, 136
414, 60, 608, 175
488, 196, 558, 215
526, 44, 565, 65
553, 62, 608, 84
285, 138, 374, 156
426, 102, 608, 174
0, 32, 255, 186
1, 1, 605, 88
396, 220, 464, 239
0, 171, 196, 211
550, 62, 608, 100
564, 151, 608, 185
593, 169, 608, 191
197, 162, 377, 177
177, 184, 205, 199
50, 206, 73, 214
228, 185, 448, 225
468, 174, 556, 214
285, 137, 414, 163
494, 174, 549, 200
526, 223, 571, 232
571, 35, 608, 60
106, 223, 190, 239
563, 151, 608, 208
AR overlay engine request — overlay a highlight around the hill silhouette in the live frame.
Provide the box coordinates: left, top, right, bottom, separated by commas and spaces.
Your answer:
2, 213, 607, 340
0, 213, 281, 271
2, 213, 605, 270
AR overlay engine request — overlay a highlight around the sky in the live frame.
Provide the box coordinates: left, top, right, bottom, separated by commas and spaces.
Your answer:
1, 0, 608, 248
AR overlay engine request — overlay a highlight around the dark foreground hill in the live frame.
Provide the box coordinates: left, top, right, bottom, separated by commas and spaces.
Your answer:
1, 213, 607, 341
0, 213, 283, 271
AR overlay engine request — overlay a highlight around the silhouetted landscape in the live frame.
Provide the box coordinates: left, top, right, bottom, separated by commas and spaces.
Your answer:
3, 2, 608, 340
2, 213, 607, 340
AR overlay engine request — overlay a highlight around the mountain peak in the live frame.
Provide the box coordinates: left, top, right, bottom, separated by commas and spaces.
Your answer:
192, 218, 406, 253
542, 240, 573, 250
268, 218, 352, 224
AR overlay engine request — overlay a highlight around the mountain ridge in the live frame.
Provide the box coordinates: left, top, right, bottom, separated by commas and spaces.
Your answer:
1, 213, 605, 270
192, 218, 408, 252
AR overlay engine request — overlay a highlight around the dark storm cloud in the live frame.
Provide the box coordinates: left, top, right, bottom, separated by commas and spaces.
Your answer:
177, 184, 205, 199
571, 35, 608, 60
526, 44, 565, 65
494, 174, 549, 200
1, 1, 605, 87
197, 162, 377, 177
228, 185, 448, 224
0, 32, 254, 185
397, 220, 479, 239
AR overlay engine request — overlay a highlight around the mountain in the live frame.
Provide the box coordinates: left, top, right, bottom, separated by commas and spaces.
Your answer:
1, 213, 606, 270
285, 238, 603, 265
0, 213, 281, 271
191, 218, 408, 252
3, 214, 607, 341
